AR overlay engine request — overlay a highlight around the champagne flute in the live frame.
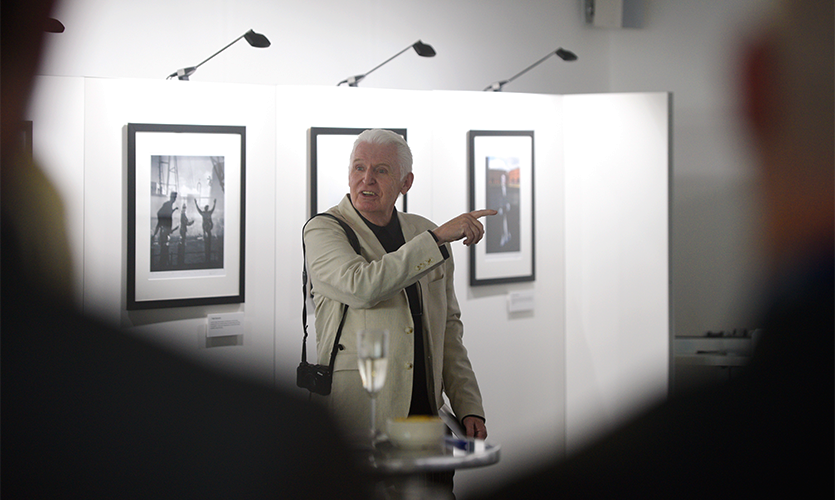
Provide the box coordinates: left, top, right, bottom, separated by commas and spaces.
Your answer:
357, 329, 389, 446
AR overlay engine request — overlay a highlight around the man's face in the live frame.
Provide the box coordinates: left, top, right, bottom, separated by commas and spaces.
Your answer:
349, 142, 413, 226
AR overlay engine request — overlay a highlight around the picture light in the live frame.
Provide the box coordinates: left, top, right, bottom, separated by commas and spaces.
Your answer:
484, 47, 578, 92
167, 29, 271, 81
338, 40, 436, 87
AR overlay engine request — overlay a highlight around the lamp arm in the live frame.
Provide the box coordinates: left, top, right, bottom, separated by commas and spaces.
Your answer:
193, 33, 247, 71
360, 44, 413, 80
503, 50, 556, 85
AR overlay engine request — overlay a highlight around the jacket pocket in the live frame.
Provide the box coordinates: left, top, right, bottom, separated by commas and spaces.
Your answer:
426, 266, 445, 284
333, 350, 357, 372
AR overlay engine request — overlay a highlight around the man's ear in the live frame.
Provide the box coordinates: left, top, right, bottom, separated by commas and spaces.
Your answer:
741, 36, 780, 141
400, 172, 414, 195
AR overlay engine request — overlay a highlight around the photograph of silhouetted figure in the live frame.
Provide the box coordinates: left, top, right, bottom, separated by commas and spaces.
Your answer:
151, 191, 178, 269
195, 198, 217, 263
176, 203, 195, 266
149, 155, 224, 272
485, 157, 521, 253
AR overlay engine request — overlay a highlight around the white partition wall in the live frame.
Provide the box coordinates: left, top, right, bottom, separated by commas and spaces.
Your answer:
63, 78, 278, 383
426, 90, 566, 492
563, 92, 671, 453
26, 78, 669, 497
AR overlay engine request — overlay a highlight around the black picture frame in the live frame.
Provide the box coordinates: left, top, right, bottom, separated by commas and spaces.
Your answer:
308, 127, 408, 216
468, 130, 535, 286
127, 123, 245, 310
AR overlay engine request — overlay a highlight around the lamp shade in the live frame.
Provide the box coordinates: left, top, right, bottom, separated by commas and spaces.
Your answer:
555, 48, 577, 61
412, 40, 436, 57
243, 29, 271, 48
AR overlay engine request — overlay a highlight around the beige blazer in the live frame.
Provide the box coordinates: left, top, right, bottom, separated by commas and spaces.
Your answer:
304, 195, 484, 439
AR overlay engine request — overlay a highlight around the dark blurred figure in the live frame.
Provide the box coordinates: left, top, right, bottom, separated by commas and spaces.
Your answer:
475, 1, 833, 499
1, 1, 370, 498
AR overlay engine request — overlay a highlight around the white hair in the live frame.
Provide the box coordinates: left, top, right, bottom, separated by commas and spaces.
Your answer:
350, 129, 412, 180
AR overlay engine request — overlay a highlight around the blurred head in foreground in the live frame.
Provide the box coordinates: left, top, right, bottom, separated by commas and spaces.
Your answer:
741, 0, 833, 275
475, 0, 833, 498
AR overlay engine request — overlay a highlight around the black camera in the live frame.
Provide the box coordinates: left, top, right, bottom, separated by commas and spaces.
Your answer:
296, 362, 333, 395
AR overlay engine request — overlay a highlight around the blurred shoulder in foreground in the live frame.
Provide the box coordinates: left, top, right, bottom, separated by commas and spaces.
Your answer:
2, 194, 371, 498
1, 1, 370, 497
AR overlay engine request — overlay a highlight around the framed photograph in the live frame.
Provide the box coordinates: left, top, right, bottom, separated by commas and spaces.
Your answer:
468, 130, 535, 286
127, 123, 245, 310
309, 127, 407, 216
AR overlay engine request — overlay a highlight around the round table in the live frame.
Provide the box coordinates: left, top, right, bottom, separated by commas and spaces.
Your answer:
363, 437, 501, 475
358, 437, 500, 499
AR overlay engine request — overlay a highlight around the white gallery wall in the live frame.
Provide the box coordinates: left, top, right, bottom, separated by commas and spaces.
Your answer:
563, 92, 670, 452
27, 75, 668, 496
424, 90, 568, 490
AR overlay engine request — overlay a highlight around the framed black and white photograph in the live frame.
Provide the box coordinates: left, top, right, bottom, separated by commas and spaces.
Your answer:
468, 130, 535, 286
127, 123, 245, 310
309, 127, 407, 216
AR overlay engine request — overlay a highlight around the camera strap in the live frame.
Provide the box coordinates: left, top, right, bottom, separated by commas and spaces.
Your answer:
301, 213, 362, 372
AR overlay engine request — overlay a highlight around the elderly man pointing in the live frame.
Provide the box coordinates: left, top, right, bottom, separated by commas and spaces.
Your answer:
304, 129, 494, 448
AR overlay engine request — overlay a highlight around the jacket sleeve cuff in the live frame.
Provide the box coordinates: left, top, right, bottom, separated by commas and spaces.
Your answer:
428, 230, 450, 260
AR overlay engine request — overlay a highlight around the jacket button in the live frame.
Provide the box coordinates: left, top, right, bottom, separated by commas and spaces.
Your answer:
405, 362, 413, 370
405, 327, 413, 335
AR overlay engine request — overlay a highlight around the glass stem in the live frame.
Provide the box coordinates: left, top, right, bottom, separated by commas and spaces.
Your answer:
370, 395, 376, 437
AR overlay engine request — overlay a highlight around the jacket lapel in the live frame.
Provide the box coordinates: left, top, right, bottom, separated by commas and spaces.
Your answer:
397, 209, 420, 243
337, 195, 386, 260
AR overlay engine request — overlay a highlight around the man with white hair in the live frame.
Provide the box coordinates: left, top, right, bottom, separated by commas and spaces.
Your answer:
304, 129, 495, 448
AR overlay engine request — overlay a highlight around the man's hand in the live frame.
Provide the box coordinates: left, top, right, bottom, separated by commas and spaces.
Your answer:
433, 209, 497, 246
462, 416, 488, 440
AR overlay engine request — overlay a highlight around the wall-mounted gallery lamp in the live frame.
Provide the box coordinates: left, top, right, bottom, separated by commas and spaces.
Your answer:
337, 40, 436, 87
484, 47, 578, 91
167, 29, 271, 81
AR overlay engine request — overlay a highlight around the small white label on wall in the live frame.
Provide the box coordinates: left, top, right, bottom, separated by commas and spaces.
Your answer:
507, 290, 535, 313
207, 312, 245, 338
